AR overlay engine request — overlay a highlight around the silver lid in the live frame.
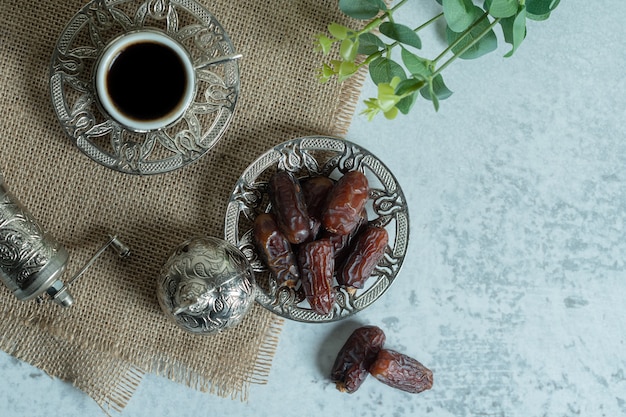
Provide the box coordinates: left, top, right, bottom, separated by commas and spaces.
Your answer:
157, 236, 256, 335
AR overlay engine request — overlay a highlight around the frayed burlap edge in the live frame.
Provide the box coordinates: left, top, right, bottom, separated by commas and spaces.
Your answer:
328, 64, 369, 139
0, 307, 284, 413
0, 313, 140, 414
146, 315, 285, 403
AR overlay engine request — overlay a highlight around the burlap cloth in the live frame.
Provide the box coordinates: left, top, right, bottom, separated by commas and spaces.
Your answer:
0, 0, 366, 411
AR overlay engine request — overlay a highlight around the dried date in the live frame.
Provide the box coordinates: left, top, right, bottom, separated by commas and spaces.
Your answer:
330, 325, 386, 393
326, 208, 368, 265
298, 238, 335, 315
269, 171, 313, 244
338, 226, 388, 295
369, 349, 433, 394
322, 171, 369, 236
253, 213, 299, 288
302, 176, 334, 222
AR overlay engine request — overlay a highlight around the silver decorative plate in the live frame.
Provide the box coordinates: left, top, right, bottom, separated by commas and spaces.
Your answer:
50, 0, 239, 174
224, 136, 410, 323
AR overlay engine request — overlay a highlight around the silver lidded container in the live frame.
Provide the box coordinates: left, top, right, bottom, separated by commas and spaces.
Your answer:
157, 236, 256, 335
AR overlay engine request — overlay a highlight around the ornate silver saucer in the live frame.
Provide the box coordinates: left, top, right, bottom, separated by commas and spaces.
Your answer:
50, 0, 239, 174
225, 136, 410, 323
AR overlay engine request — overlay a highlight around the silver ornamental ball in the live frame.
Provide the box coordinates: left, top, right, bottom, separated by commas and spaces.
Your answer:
157, 236, 256, 335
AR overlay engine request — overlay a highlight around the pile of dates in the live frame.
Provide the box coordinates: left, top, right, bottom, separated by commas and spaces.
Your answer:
253, 170, 388, 315
331, 325, 433, 394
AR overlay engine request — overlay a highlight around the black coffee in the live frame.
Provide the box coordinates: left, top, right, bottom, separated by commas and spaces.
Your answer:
106, 41, 188, 122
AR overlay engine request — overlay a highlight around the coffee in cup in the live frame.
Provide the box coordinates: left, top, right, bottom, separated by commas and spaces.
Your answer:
95, 30, 196, 132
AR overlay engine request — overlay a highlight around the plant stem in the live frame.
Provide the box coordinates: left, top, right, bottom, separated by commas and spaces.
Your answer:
361, 11, 442, 65
414, 12, 444, 33
390, 0, 409, 13
432, 12, 490, 65
433, 17, 501, 77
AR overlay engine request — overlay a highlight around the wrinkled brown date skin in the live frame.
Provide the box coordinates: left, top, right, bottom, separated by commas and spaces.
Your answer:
369, 349, 433, 394
253, 213, 299, 288
269, 171, 313, 244
339, 226, 388, 294
322, 171, 369, 236
298, 238, 335, 315
330, 325, 386, 393
302, 176, 335, 222
326, 208, 368, 265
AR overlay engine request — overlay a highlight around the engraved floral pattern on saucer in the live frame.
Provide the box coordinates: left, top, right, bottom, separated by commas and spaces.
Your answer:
50, 0, 239, 174
225, 136, 410, 323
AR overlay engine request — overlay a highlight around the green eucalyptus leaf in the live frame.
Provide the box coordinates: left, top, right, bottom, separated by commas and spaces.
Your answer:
379, 22, 422, 49
338, 61, 358, 81
396, 92, 417, 115
442, 0, 478, 32
400, 47, 432, 78
376, 78, 403, 113
501, 6, 527, 57
369, 57, 406, 85
318, 63, 336, 83
486, 0, 519, 18
373, 0, 388, 10
446, 9, 497, 59
395, 78, 426, 96
526, 11, 551, 21
383, 106, 399, 120
525, 0, 560, 16
314, 34, 334, 55
339, 0, 386, 20
358, 32, 385, 55
420, 74, 453, 101
340, 38, 359, 62
328, 23, 350, 40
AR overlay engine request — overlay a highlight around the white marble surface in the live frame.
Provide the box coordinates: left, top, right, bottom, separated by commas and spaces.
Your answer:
2, 1, 626, 416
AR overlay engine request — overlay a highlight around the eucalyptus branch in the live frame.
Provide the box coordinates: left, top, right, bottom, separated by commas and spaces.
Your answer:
432, 12, 489, 65
314, 0, 560, 120
433, 17, 501, 77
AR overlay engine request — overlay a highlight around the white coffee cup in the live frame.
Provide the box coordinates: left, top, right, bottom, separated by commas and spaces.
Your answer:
94, 30, 196, 132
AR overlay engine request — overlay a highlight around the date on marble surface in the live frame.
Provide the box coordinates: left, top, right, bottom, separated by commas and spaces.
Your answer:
330, 325, 433, 394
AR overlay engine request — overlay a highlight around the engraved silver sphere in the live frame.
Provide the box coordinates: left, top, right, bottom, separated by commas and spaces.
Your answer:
157, 236, 256, 335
